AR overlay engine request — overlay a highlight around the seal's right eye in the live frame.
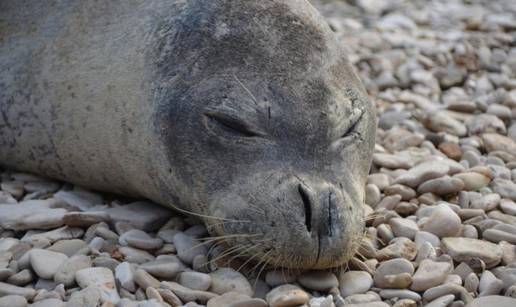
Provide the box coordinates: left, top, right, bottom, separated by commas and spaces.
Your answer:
204, 112, 263, 138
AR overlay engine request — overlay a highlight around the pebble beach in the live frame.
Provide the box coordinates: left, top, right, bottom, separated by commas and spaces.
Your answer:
1, 0, 516, 306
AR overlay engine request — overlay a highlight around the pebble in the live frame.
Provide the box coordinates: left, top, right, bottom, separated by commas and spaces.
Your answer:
209, 268, 253, 296
29, 249, 68, 279
75, 267, 120, 304
419, 204, 461, 238
265, 284, 309, 307
54, 254, 92, 287
298, 271, 338, 292
119, 229, 163, 250
178, 271, 212, 291
161, 281, 217, 304
339, 271, 373, 297
410, 259, 452, 291
394, 161, 449, 188
172, 233, 207, 265
0, 282, 36, 300
417, 176, 464, 195
468, 295, 516, 307
389, 218, 419, 239
115, 262, 136, 292
0, 295, 27, 307
207, 291, 267, 307
441, 237, 502, 268
373, 258, 414, 288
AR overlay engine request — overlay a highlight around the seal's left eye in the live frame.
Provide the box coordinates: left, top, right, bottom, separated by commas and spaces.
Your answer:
341, 111, 364, 140
205, 112, 262, 138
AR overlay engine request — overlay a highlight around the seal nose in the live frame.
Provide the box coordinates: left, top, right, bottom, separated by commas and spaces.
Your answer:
298, 183, 336, 237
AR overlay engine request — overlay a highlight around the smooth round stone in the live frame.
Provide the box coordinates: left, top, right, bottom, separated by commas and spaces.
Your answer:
410, 259, 452, 291
30, 298, 65, 307
210, 268, 253, 296
367, 174, 392, 190
29, 249, 68, 279
134, 269, 160, 290
115, 262, 136, 292
119, 229, 163, 250
379, 289, 421, 301
298, 271, 338, 292
6, 269, 34, 286
266, 284, 309, 307
414, 231, 440, 249
118, 246, 155, 264
384, 184, 416, 200
265, 271, 298, 287
394, 161, 449, 188
308, 295, 334, 307
172, 233, 207, 265
47, 239, 88, 257
339, 271, 373, 297
0, 282, 36, 300
467, 295, 516, 307
0, 295, 27, 307
365, 184, 381, 207
66, 286, 102, 307
417, 176, 464, 195
453, 172, 491, 191
178, 271, 212, 291
441, 237, 502, 268
54, 254, 92, 287
375, 237, 417, 261
207, 291, 267, 307
345, 302, 389, 307
425, 294, 455, 307
419, 204, 461, 238
500, 200, 516, 215
139, 257, 184, 279
389, 218, 419, 240
75, 267, 120, 304
374, 258, 414, 288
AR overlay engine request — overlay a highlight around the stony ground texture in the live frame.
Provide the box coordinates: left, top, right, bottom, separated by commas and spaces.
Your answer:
1, 0, 516, 306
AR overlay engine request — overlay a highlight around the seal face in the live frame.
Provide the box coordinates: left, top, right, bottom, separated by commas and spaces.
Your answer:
152, 0, 376, 269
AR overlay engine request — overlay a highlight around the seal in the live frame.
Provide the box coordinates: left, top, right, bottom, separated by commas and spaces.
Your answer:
0, 0, 376, 269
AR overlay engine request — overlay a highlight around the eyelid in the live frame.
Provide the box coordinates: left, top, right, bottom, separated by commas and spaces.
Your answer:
341, 109, 364, 138
204, 110, 265, 137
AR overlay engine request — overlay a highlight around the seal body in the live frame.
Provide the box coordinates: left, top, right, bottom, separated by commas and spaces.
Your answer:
0, 0, 376, 269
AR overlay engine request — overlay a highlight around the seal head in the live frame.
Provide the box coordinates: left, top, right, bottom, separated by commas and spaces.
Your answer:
151, 0, 376, 269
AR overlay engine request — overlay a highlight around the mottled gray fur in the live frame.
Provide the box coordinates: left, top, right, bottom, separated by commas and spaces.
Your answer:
0, 0, 376, 268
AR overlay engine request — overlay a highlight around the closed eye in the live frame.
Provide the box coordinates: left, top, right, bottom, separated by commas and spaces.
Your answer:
204, 111, 263, 138
341, 110, 364, 139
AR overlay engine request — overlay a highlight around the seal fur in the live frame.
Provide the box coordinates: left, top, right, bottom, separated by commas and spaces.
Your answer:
0, 0, 376, 269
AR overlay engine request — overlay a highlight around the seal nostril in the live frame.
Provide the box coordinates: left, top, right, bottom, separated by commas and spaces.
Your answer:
298, 184, 312, 232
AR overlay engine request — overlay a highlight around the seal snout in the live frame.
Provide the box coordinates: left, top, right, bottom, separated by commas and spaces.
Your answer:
297, 183, 337, 239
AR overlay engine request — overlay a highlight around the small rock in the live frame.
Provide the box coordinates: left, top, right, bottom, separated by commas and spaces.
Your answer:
119, 229, 163, 250
29, 249, 68, 279
410, 259, 452, 291
75, 267, 120, 304
441, 237, 502, 268
374, 258, 414, 288
468, 295, 516, 307
339, 271, 373, 297
265, 284, 309, 307
54, 254, 92, 287
210, 268, 253, 296
298, 271, 338, 292
0, 295, 27, 307
420, 204, 461, 238
173, 233, 207, 265
178, 271, 212, 292
394, 161, 449, 188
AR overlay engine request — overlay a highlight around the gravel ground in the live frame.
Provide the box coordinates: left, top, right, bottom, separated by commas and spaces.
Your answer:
1, 0, 516, 306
